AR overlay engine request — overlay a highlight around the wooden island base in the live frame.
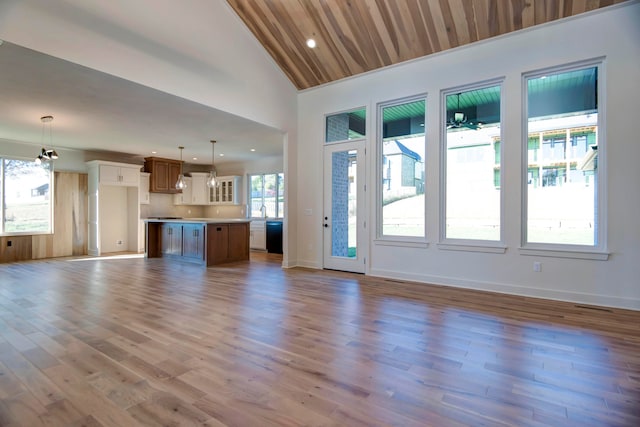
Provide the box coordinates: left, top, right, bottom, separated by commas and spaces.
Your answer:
145, 219, 249, 266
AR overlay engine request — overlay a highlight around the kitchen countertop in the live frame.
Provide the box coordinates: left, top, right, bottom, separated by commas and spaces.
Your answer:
144, 218, 251, 224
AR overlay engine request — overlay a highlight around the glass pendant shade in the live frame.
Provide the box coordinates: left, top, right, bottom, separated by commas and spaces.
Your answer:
206, 140, 218, 188
175, 146, 187, 190
206, 171, 217, 188
175, 174, 187, 190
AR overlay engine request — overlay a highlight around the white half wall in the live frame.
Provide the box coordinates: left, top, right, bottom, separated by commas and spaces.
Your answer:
296, 4, 640, 309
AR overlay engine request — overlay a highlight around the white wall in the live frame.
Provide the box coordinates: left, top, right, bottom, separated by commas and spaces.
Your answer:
296, 4, 640, 309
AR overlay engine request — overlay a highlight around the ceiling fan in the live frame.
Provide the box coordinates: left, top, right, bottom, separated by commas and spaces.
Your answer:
447, 93, 481, 130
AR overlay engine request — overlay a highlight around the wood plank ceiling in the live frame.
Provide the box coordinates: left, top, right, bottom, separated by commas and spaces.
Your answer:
227, 0, 629, 90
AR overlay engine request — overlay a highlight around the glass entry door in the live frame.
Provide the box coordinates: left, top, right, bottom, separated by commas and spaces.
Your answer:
323, 141, 366, 273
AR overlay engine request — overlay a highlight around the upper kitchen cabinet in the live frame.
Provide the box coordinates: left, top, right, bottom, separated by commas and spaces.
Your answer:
172, 176, 192, 205
190, 172, 210, 205
144, 157, 182, 193
139, 172, 150, 204
91, 160, 141, 186
210, 176, 242, 205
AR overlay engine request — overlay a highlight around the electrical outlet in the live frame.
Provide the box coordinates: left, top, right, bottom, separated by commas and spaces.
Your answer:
533, 262, 542, 272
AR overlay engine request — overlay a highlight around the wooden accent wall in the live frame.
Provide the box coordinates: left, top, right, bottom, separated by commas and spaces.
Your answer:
0, 171, 88, 263
0, 235, 32, 263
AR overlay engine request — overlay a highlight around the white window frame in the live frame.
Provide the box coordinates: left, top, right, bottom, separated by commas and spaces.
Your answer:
1, 155, 54, 236
247, 172, 284, 219
374, 94, 428, 246
520, 58, 608, 260
438, 79, 506, 254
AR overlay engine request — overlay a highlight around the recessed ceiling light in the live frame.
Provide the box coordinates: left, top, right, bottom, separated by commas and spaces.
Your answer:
219, 153, 224, 157
151, 151, 157, 154
192, 157, 198, 160
250, 148, 256, 152
306, 38, 316, 48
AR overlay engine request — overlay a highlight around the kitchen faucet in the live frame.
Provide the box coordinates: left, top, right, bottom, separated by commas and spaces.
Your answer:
260, 205, 267, 218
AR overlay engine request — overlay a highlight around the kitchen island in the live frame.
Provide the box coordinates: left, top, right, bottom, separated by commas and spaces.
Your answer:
144, 218, 250, 266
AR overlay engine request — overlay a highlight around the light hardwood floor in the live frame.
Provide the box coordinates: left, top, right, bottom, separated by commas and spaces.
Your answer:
0, 252, 638, 426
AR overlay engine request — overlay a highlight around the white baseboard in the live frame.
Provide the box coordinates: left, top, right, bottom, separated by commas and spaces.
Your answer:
369, 267, 640, 311
288, 258, 322, 269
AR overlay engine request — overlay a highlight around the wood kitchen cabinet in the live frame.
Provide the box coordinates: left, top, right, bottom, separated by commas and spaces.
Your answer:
144, 157, 182, 193
146, 219, 249, 266
182, 224, 205, 260
207, 223, 249, 264
161, 223, 182, 256
207, 224, 228, 264
228, 223, 249, 260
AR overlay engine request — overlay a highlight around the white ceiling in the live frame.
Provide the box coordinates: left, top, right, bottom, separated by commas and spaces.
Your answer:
0, 39, 285, 165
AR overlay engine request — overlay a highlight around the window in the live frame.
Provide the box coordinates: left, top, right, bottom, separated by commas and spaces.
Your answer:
249, 173, 284, 218
1, 158, 53, 234
325, 108, 366, 143
524, 64, 600, 247
378, 97, 425, 238
443, 83, 502, 242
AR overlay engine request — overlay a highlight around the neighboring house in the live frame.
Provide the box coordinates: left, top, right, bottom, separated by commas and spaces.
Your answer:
31, 183, 49, 197
382, 140, 424, 201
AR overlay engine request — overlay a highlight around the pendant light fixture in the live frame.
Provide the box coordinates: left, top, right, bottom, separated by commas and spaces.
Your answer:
206, 140, 218, 188
175, 146, 187, 190
35, 115, 59, 164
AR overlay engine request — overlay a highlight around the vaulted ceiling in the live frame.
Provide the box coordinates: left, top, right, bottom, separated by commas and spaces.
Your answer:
228, 0, 629, 90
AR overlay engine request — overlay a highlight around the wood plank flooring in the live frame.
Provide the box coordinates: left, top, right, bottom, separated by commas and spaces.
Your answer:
0, 252, 638, 426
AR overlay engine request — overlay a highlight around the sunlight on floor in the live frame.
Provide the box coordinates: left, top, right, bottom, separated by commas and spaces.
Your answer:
68, 253, 144, 262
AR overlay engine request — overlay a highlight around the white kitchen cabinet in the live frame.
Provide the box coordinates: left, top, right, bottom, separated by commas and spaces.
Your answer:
139, 172, 150, 204
173, 177, 192, 205
250, 220, 266, 250
97, 162, 140, 186
209, 175, 241, 205
190, 172, 209, 205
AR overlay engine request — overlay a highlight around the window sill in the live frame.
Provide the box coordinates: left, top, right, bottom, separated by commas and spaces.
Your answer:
519, 247, 609, 261
437, 242, 507, 254
374, 238, 429, 249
